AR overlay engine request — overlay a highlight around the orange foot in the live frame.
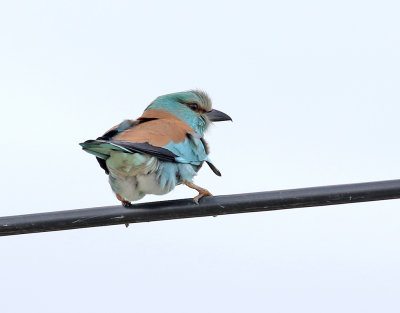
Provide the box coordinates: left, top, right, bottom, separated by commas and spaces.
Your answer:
184, 180, 213, 204
116, 194, 131, 228
116, 193, 132, 207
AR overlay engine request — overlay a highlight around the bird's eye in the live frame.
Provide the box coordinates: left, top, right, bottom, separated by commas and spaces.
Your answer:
187, 103, 199, 111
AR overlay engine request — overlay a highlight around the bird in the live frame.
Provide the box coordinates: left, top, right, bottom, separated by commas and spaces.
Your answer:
80, 90, 231, 208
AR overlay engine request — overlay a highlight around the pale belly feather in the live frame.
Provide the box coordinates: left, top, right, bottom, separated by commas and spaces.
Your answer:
105, 151, 198, 202
108, 173, 170, 201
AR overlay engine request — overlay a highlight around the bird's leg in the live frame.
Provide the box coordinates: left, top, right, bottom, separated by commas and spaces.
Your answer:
116, 194, 131, 227
184, 180, 213, 204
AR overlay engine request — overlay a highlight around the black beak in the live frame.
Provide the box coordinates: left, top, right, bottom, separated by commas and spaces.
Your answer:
205, 109, 232, 122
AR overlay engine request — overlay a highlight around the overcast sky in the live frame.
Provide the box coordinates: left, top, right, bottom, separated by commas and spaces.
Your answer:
1, 0, 399, 312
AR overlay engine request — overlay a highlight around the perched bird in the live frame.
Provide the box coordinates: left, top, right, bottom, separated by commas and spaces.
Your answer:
80, 90, 231, 207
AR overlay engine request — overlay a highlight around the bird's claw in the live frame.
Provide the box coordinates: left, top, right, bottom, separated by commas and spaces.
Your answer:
193, 189, 213, 204
117, 194, 132, 208
122, 201, 132, 208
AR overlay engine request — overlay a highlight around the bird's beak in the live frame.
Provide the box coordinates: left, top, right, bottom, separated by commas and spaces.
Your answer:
205, 109, 232, 122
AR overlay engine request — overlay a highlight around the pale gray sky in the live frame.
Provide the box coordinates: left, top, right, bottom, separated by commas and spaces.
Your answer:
1, 1, 399, 312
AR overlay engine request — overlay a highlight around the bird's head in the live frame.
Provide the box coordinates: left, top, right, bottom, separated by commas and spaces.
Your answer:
145, 90, 232, 135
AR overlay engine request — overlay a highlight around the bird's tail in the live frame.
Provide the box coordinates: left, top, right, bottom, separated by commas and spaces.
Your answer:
79, 140, 132, 159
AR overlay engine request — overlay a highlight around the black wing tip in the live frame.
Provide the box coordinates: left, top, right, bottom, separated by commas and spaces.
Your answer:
206, 161, 222, 176
96, 157, 109, 175
110, 140, 179, 162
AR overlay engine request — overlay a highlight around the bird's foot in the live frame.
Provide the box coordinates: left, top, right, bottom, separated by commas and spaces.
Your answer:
193, 189, 213, 204
116, 194, 132, 227
116, 194, 132, 207
184, 180, 213, 204
121, 201, 132, 208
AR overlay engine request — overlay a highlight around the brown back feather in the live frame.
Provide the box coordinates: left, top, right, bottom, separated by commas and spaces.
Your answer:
113, 109, 194, 147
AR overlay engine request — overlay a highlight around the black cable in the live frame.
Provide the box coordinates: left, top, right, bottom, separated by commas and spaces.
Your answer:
1, 179, 400, 236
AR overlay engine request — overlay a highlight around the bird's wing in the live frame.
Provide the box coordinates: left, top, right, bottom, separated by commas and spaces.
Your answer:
80, 109, 221, 175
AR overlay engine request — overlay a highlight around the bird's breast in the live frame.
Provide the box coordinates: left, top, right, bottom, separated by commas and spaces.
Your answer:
109, 173, 170, 202
106, 153, 199, 202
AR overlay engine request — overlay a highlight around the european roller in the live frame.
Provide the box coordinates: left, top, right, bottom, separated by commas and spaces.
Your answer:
80, 90, 231, 207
